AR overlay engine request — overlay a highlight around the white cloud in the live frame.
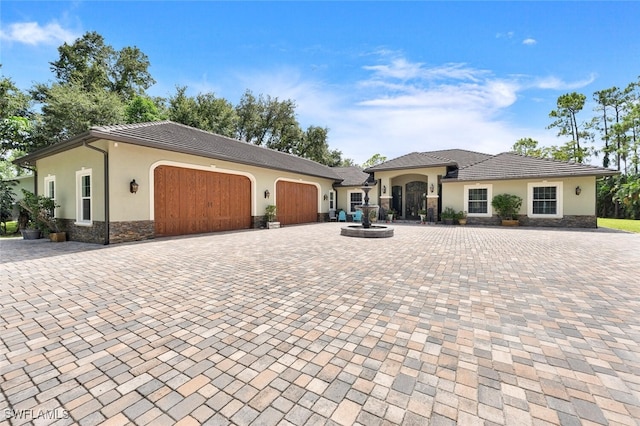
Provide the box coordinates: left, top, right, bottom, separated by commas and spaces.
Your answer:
523, 38, 537, 46
534, 74, 597, 90
0, 21, 78, 46
224, 55, 590, 165
304, 57, 525, 163
363, 59, 489, 83
496, 31, 514, 39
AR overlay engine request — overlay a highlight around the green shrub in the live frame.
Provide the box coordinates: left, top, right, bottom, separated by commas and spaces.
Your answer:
491, 194, 522, 220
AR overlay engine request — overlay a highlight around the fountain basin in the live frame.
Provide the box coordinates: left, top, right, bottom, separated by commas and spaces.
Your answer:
341, 225, 394, 238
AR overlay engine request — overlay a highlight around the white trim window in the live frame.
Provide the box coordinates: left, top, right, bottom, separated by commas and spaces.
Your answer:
44, 175, 56, 200
329, 191, 335, 210
76, 169, 92, 225
528, 182, 563, 218
464, 184, 492, 217
348, 191, 363, 213
44, 175, 57, 216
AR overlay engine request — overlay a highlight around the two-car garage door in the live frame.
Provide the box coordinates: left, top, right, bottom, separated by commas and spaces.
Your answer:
276, 181, 318, 225
154, 166, 319, 237
154, 166, 251, 237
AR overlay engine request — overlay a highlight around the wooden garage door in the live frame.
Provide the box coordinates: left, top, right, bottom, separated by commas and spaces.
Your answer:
276, 181, 318, 225
154, 166, 251, 237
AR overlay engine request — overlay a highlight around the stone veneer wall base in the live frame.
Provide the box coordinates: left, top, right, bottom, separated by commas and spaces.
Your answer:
59, 219, 106, 244
466, 215, 596, 228
59, 219, 156, 244
109, 221, 155, 244
252, 216, 266, 229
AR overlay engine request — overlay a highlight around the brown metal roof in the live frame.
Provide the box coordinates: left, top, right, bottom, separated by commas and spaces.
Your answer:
15, 121, 342, 181
443, 152, 619, 182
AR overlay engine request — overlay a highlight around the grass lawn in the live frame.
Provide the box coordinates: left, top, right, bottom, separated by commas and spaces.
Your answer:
0, 221, 19, 237
597, 218, 640, 233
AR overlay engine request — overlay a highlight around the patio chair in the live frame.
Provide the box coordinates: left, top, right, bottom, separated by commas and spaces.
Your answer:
353, 210, 363, 223
329, 209, 337, 221
338, 211, 347, 222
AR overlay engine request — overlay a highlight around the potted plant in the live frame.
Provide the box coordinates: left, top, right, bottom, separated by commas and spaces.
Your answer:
458, 211, 467, 225
264, 204, 279, 229
441, 207, 457, 225
19, 189, 65, 241
387, 209, 395, 222
491, 193, 523, 226
418, 209, 427, 223
21, 221, 41, 240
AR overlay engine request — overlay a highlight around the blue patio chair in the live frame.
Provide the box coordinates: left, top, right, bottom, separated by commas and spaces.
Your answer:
353, 210, 363, 222
338, 211, 347, 222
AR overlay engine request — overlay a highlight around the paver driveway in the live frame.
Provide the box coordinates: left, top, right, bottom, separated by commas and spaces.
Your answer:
1, 224, 640, 425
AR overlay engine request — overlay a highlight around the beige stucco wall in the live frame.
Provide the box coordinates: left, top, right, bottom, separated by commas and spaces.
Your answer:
106, 141, 337, 221
34, 140, 338, 223
375, 167, 447, 192
36, 143, 107, 222
9, 175, 35, 200
335, 185, 380, 214
442, 176, 597, 216
373, 167, 446, 217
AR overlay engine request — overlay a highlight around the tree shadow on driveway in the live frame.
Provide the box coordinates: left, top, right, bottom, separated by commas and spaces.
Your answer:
0, 237, 106, 264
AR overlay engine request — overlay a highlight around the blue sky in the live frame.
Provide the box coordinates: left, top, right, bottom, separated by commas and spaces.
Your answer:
1, 1, 639, 165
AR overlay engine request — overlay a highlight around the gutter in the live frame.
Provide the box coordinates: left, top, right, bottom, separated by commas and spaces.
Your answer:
83, 141, 110, 245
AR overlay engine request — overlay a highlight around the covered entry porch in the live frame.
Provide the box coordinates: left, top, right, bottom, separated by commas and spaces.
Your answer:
378, 171, 444, 221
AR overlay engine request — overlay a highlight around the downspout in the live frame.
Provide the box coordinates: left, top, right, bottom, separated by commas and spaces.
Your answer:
83, 141, 110, 245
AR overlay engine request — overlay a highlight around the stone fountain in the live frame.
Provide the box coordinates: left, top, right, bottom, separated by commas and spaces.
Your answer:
340, 182, 394, 238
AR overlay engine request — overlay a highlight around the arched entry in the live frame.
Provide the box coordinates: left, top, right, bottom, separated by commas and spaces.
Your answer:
405, 181, 427, 220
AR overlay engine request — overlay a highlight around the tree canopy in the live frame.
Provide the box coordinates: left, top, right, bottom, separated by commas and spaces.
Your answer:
50, 31, 155, 100
2, 31, 637, 216
7, 31, 348, 169
515, 77, 640, 219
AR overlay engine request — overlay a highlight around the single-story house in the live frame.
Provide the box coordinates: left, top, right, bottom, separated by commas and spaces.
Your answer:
364, 149, 618, 227
14, 122, 618, 243
14, 121, 343, 243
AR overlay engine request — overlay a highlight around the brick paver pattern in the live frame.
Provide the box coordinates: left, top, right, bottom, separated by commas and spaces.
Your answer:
1, 224, 639, 425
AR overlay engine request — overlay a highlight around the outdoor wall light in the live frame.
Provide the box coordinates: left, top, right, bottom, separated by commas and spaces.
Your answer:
324, 194, 328, 201
575, 186, 581, 196
383, 185, 387, 194
130, 179, 139, 194
429, 183, 435, 193
264, 189, 270, 199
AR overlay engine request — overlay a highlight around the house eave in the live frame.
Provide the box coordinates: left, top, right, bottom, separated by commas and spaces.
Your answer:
13, 131, 96, 167
14, 129, 342, 182
364, 162, 455, 173
442, 171, 620, 183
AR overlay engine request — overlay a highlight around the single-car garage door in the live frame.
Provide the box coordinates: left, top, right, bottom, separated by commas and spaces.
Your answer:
154, 166, 251, 237
276, 181, 318, 225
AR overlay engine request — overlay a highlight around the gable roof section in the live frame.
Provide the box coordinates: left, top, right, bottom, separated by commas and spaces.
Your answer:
444, 152, 619, 182
364, 152, 455, 172
364, 149, 492, 172
332, 166, 370, 187
15, 121, 342, 181
420, 149, 494, 169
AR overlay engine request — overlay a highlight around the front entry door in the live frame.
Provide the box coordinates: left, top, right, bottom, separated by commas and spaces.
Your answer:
405, 181, 427, 220
392, 186, 402, 216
